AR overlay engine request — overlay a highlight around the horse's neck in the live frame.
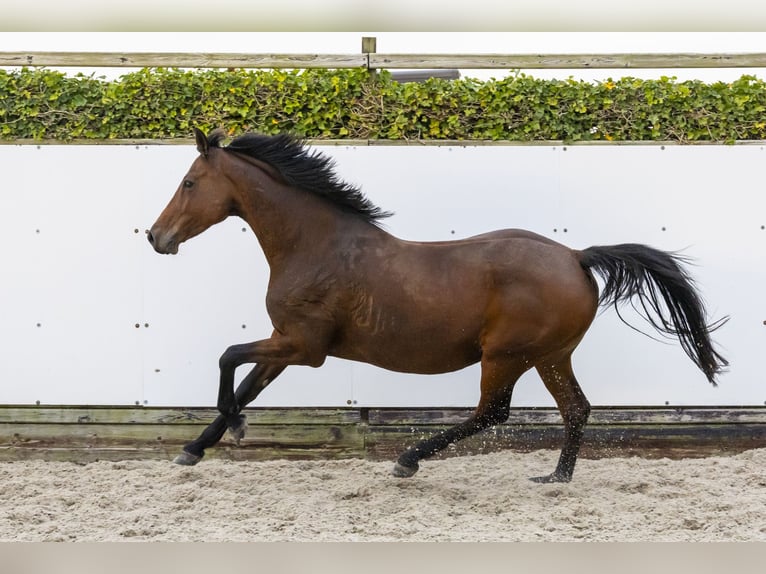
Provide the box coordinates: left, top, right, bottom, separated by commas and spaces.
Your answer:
240, 179, 373, 270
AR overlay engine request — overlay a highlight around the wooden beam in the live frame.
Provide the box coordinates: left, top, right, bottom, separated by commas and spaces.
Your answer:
369, 52, 766, 70
2, 51, 766, 71
367, 407, 766, 426
0, 406, 361, 425
0, 52, 366, 69
0, 405, 764, 463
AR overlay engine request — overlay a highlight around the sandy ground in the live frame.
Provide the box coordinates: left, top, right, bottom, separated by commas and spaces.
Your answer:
1, 448, 764, 542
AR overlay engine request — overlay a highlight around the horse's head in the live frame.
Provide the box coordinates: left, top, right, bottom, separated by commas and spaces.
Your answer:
148, 128, 239, 254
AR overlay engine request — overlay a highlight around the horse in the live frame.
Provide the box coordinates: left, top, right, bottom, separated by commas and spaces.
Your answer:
147, 128, 728, 483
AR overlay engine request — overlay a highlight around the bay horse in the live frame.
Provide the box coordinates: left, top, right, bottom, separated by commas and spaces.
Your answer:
148, 128, 727, 483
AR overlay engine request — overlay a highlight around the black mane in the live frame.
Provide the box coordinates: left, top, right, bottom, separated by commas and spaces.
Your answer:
209, 130, 392, 224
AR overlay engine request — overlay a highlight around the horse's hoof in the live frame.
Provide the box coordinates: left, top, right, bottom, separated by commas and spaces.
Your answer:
392, 462, 419, 478
173, 451, 203, 466
228, 414, 247, 446
529, 472, 571, 484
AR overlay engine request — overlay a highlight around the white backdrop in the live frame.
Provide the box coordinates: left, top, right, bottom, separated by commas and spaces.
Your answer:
0, 143, 763, 408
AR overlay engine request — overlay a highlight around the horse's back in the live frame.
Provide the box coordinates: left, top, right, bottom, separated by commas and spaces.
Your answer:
329, 228, 598, 371
465, 228, 564, 246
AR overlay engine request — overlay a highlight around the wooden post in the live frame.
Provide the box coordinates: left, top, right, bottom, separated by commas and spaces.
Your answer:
362, 36, 377, 78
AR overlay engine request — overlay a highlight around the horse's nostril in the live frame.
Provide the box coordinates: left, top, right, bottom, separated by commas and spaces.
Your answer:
147, 230, 155, 245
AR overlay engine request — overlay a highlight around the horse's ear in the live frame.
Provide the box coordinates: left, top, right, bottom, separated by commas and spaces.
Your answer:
194, 128, 209, 158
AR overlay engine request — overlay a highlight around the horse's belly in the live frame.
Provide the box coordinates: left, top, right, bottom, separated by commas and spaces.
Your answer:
331, 324, 483, 375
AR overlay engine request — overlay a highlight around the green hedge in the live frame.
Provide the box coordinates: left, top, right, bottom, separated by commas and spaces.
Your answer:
2, 67, 766, 142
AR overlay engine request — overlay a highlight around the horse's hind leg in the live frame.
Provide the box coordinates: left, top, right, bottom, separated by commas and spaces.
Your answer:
530, 356, 591, 483
393, 358, 527, 477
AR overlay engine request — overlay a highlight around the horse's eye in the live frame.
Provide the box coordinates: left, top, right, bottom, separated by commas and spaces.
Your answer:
183, 180, 194, 189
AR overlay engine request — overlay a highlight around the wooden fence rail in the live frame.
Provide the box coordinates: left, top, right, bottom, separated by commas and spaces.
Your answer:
2, 406, 765, 463
2, 51, 766, 70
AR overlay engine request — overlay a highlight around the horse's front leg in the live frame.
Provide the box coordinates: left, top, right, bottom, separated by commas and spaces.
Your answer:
225, 361, 288, 444
174, 362, 284, 465
216, 333, 326, 418
174, 329, 330, 466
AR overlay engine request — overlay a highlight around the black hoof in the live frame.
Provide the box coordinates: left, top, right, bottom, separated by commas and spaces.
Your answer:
173, 451, 203, 466
529, 472, 572, 484
392, 461, 419, 478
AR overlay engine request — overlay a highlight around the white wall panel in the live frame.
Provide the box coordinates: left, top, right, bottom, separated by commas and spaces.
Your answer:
1, 143, 763, 408
2, 146, 144, 405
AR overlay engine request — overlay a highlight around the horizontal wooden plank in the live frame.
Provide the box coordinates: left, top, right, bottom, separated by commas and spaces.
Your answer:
364, 424, 766, 461
1, 405, 764, 463
0, 406, 361, 425
4, 405, 765, 427
0, 52, 366, 69
369, 52, 766, 70
367, 407, 766, 426
1, 422, 362, 447
1, 422, 350, 439
366, 422, 766, 441
3, 51, 766, 71
2, 405, 765, 427
0, 445, 362, 463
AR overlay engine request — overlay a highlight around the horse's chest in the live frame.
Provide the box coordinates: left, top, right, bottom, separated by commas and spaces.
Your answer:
264, 275, 339, 327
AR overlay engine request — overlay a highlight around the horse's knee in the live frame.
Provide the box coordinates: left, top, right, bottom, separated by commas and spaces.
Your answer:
219, 345, 245, 371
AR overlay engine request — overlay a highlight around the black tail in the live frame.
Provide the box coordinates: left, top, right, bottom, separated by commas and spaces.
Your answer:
579, 244, 728, 385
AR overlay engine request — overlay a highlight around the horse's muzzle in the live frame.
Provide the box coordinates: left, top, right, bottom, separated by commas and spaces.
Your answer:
147, 226, 179, 255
